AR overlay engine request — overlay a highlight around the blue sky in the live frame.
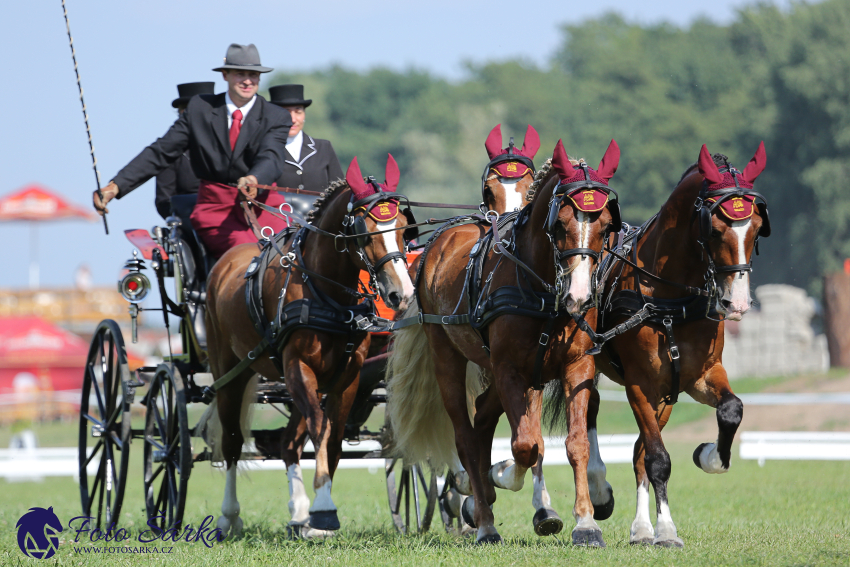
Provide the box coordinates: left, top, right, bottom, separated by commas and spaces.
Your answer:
0, 0, 789, 289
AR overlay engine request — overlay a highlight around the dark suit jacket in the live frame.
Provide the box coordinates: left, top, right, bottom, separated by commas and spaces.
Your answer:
155, 152, 198, 219
275, 133, 343, 192
113, 93, 292, 198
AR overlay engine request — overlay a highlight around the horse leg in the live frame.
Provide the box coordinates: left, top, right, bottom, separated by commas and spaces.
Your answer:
626, 381, 683, 548
586, 378, 615, 521
628, 402, 673, 545
688, 364, 743, 474
213, 370, 255, 538
281, 409, 311, 528
434, 348, 501, 544
522, 389, 563, 536
563, 358, 606, 547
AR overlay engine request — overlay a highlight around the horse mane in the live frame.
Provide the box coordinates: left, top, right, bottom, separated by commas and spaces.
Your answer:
525, 156, 588, 202
305, 178, 349, 224
678, 152, 731, 184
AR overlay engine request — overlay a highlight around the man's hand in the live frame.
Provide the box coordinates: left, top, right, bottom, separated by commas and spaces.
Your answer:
237, 175, 258, 200
93, 182, 119, 215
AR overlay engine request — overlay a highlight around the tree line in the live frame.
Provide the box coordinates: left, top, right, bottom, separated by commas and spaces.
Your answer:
269, 0, 850, 296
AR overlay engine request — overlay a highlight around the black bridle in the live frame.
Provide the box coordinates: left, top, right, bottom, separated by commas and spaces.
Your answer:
480, 138, 536, 205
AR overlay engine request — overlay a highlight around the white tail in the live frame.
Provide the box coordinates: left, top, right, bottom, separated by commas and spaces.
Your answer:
386, 301, 487, 469
197, 373, 260, 463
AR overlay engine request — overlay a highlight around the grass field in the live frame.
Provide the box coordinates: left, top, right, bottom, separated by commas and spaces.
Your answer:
1, 444, 848, 566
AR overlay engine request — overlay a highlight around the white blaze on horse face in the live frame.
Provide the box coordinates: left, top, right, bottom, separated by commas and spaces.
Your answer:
565, 211, 593, 314
309, 480, 336, 512
287, 463, 311, 523
720, 219, 752, 320
500, 179, 524, 212
378, 220, 414, 300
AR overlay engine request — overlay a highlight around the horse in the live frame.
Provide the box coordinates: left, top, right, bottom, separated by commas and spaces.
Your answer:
555, 143, 769, 547
481, 124, 539, 214
387, 139, 622, 545
202, 154, 416, 539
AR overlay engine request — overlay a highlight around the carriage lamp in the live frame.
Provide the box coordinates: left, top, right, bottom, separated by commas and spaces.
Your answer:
119, 251, 151, 343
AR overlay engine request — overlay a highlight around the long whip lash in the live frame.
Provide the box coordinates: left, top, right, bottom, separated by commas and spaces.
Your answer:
62, 0, 108, 234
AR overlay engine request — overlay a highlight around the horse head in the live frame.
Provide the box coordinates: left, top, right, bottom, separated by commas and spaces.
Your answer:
482, 124, 540, 213
696, 142, 768, 321
345, 154, 415, 311
540, 139, 621, 314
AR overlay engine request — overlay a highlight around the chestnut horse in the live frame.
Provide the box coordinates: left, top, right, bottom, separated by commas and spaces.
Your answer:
556, 143, 769, 547
203, 155, 415, 539
388, 139, 621, 545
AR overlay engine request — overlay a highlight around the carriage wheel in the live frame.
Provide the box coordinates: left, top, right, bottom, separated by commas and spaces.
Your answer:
385, 458, 439, 534
78, 320, 133, 529
143, 364, 192, 530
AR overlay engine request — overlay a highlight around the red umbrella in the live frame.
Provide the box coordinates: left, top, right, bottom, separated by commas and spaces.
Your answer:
0, 184, 96, 288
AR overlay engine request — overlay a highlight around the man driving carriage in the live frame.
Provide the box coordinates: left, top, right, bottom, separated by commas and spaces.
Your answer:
93, 43, 292, 258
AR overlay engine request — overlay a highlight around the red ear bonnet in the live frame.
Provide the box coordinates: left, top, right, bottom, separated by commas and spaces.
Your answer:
384, 154, 400, 192
596, 139, 620, 182
741, 141, 767, 184
698, 144, 724, 185
484, 124, 503, 159
551, 139, 576, 181
346, 157, 370, 200
520, 125, 540, 159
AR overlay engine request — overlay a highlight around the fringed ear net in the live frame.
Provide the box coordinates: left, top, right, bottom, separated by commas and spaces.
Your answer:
698, 144, 724, 185
345, 157, 370, 199
484, 124, 503, 159
551, 139, 577, 181
596, 139, 620, 182
384, 154, 400, 192
741, 141, 767, 184
521, 125, 540, 159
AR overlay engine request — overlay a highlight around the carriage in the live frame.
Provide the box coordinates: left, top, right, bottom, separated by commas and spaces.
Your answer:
76, 192, 460, 536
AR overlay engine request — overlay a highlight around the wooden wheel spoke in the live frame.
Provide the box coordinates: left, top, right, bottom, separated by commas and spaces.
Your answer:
87, 365, 107, 420
82, 439, 104, 469
145, 435, 166, 453
412, 465, 422, 529
149, 462, 165, 483
83, 412, 105, 429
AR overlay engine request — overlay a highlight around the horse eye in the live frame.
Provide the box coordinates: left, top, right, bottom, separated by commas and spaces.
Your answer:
711, 228, 722, 238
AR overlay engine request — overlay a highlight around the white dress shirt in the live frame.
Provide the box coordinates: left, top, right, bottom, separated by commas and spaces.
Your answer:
285, 131, 304, 161
225, 92, 257, 128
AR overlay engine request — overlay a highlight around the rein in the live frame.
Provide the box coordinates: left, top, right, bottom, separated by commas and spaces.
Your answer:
246, 183, 480, 210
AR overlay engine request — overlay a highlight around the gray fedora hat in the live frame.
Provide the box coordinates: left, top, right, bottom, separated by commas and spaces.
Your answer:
212, 43, 273, 73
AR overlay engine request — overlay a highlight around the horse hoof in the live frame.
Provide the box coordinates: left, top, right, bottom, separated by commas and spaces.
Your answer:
287, 522, 337, 541
461, 497, 476, 528
572, 528, 606, 548
216, 515, 243, 538
693, 443, 709, 469
308, 510, 340, 531
654, 536, 684, 548
532, 507, 563, 536
592, 488, 615, 521
475, 533, 503, 545
630, 537, 654, 546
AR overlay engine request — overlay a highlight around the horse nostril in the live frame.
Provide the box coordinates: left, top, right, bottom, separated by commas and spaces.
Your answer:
720, 299, 733, 309
388, 292, 402, 306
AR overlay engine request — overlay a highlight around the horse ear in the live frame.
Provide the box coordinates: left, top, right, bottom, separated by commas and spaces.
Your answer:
596, 139, 620, 182
698, 144, 724, 185
345, 157, 369, 197
384, 153, 400, 192
741, 141, 767, 184
485, 124, 503, 159
521, 125, 540, 158
551, 139, 576, 181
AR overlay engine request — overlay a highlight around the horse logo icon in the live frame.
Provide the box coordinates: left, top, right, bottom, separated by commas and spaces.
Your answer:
16, 507, 63, 559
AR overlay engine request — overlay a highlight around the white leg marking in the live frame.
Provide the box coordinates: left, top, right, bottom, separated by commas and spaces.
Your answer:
216, 466, 243, 536
532, 474, 551, 509
573, 513, 601, 531
452, 464, 473, 495
445, 487, 466, 518
698, 442, 728, 474
587, 427, 611, 505
500, 180, 524, 212
378, 221, 415, 298
654, 500, 682, 545
476, 525, 500, 541
309, 480, 336, 512
287, 464, 311, 524
489, 459, 526, 492
630, 483, 654, 543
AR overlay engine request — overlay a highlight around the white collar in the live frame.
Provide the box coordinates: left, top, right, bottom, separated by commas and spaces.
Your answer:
225, 92, 257, 126
285, 130, 304, 160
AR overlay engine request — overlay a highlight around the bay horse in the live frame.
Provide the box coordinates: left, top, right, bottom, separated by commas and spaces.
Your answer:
388, 139, 622, 545
556, 143, 769, 547
203, 155, 415, 539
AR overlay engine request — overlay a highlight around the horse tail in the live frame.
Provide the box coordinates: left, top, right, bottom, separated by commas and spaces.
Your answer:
197, 373, 260, 464
386, 301, 458, 469
543, 378, 568, 435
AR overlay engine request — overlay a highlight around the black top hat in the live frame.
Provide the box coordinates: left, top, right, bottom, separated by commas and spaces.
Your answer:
212, 43, 273, 73
172, 82, 215, 108
268, 84, 313, 108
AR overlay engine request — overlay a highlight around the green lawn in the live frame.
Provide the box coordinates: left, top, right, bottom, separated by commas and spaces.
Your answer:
1, 446, 848, 566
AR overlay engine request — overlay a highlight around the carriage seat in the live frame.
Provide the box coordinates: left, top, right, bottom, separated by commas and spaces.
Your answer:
169, 194, 210, 351
285, 193, 320, 218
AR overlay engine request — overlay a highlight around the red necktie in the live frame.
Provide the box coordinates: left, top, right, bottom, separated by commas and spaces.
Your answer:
229, 109, 243, 151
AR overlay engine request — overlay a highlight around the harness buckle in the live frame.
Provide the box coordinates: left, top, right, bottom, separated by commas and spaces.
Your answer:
345, 342, 355, 353
694, 197, 704, 211
442, 315, 453, 324
418, 312, 424, 325
669, 345, 680, 361
539, 333, 550, 346
334, 234, 348, 252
